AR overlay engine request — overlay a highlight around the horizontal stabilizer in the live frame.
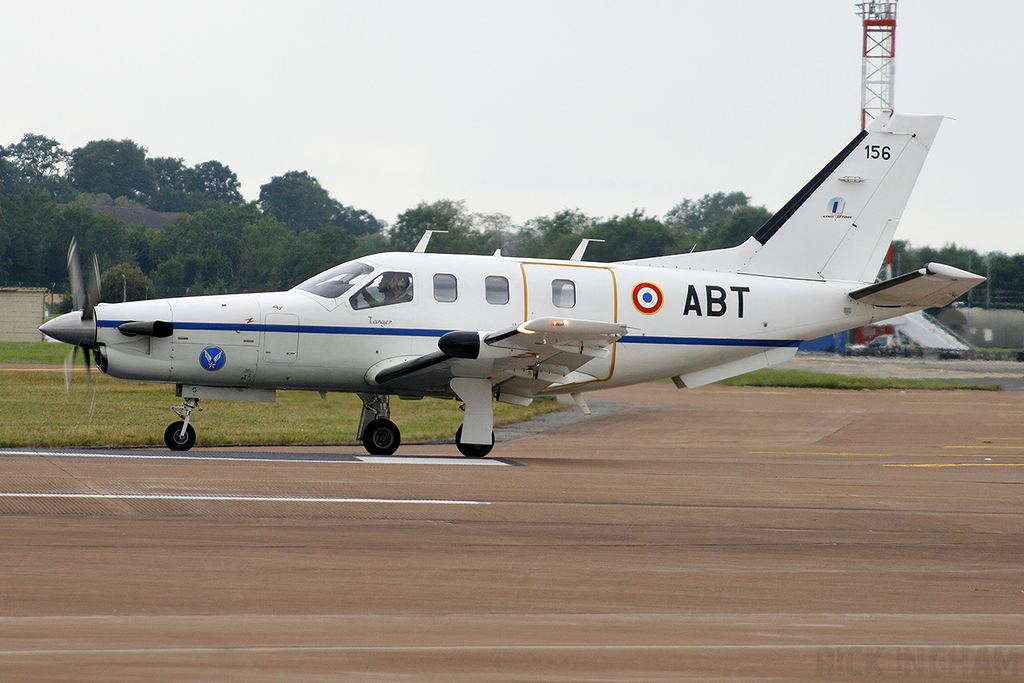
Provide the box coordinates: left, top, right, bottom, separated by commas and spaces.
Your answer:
848, 262, 984, 308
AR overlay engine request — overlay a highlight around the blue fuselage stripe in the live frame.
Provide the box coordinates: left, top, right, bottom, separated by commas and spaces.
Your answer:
98, 320, 799, 348
626, 336, 800, 348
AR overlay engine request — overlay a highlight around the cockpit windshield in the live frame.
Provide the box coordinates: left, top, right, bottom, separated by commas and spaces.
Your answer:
294, 260, 373, 299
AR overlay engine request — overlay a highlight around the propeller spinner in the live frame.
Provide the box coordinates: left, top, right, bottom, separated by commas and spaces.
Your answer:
39, 238, 103, 409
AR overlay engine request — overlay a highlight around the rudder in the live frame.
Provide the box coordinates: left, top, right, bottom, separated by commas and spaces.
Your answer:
738, 112, 943, 282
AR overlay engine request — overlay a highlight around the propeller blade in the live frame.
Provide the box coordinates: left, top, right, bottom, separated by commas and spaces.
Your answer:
84, 253, 101, 321
67, 238, 86, 314
64, 347, 75, 395
84, 347, 96, 421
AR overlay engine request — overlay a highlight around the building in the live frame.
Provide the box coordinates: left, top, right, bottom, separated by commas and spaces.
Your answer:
0, 287, 47, 342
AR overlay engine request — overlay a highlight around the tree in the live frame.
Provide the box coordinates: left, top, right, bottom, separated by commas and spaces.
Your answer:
517, 209, 593, 258
585, 210, 677, 262
68, 139, 158, 202
184, 160, 243, 208
0, 189, 61, 284
150, 158, 243, 212
389, 199, 475, 252
664, 192, 751, 237
101, 263, 154, 302
3, 133, 68, 179
148, 157, 189, 211
153, 204, 262, 293
2, 134, 73, 199
696, 206, 773, 251
259, 171, 380, 236
0, 156, 23, 194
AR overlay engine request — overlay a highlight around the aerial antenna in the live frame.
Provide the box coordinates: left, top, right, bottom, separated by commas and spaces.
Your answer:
570, 238, 604, 262
413, 230, 448, 253
856, 1, 898, 129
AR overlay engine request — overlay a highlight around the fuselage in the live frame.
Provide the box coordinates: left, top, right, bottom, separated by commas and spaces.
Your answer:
79, 251, 892, 399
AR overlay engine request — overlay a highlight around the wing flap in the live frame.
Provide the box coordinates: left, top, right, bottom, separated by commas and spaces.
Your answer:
848, 262, 984, 308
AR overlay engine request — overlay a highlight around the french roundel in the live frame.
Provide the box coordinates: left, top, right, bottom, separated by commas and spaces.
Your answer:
632, 282, 663, 314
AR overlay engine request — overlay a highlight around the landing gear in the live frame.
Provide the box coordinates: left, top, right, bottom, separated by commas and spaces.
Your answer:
451, 377, 495, 458
165, 397, 200, 451
164, 421, 196, 451
455, 425, 494, 458
362, 418, 401, 455
357, 393, 400, 455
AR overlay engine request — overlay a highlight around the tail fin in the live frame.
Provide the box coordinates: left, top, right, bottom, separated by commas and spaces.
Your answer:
627, 112, 944, 283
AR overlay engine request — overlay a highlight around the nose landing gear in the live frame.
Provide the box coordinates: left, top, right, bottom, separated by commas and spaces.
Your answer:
165, 397, 200, 451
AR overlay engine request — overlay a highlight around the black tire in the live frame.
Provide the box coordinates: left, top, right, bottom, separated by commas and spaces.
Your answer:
362, 418, 401, 455
455, 425, 494, 458
164, 421, 196, 451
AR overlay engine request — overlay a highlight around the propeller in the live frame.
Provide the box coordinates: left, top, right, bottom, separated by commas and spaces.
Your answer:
42, 238, 102, 419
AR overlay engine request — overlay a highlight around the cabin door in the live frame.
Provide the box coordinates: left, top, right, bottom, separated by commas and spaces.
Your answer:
521, 263, 617, 383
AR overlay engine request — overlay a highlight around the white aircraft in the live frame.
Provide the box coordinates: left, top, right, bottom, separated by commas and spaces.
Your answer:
41, 112, 983, 457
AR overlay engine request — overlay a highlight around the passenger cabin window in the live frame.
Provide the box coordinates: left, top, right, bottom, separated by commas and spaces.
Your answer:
350, 271, 414, 310
295, 261, 372, 298
433, 273, 457, 302
485, 276, 509, 305
551, 279, 575, 309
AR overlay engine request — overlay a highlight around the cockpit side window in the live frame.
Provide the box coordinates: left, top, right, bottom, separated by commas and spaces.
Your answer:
350, 271, 414, 310
294, 261, 373, 299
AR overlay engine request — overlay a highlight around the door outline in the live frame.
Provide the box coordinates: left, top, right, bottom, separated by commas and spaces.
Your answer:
520, 262, 618, 384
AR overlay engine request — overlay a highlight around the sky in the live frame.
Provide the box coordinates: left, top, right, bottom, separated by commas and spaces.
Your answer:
3, 0, 1022, 253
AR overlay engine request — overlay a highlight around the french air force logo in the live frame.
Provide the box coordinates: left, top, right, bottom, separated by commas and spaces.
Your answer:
200, 346, 226, 371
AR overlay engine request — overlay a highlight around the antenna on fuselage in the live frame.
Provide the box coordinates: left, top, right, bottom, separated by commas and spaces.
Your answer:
413, 230, 448, 253
570, 238, 604, 261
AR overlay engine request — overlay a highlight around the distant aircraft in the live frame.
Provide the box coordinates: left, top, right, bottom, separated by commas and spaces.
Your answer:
41, 112, 984, 457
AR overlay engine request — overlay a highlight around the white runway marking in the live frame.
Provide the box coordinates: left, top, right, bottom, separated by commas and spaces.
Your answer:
0, 492, 490, 505
355, 455, 506, 465
0, 449, 512, 466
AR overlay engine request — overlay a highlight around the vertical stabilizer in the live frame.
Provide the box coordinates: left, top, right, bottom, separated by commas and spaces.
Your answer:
738, 112, 943, 282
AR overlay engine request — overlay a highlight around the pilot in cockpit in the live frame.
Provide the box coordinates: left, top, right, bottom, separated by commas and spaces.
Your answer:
351, 271, 414, 309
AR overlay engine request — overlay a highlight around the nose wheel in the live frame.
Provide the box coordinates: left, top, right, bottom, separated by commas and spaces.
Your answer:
165, 421, 197, 451
165, 397, 200, 451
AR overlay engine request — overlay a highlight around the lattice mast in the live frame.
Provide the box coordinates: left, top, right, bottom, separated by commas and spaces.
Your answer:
856, 1, 898, 129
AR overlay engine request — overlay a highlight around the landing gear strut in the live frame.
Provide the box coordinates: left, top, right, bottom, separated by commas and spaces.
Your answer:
358, 393, 400, 455
451, 377, 494, 458
165, 397, 200, 451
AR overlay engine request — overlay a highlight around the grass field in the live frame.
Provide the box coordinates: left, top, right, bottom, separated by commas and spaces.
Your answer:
0, 369, 567, 448
0, 341, 70, 365
717, 368, 1000, 391
0, 342, 996, 448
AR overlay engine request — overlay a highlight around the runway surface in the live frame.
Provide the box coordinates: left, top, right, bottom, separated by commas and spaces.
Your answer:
2, 381, 1023, 681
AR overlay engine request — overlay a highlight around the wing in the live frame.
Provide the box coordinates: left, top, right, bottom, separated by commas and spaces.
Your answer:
372, 317, 628, 400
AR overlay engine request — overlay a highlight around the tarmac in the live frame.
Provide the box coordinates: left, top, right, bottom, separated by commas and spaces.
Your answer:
1, 356, 1023, 681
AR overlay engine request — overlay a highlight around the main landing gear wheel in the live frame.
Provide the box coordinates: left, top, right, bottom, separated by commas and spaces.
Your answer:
362, 418, 401, 455
164, 421, 196, 451
455, 425, 494, 458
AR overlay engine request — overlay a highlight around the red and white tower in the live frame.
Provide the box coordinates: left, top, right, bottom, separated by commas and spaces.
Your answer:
856, 1, 898, 129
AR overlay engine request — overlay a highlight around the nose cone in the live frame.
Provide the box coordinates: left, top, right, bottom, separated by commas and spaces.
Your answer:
39, 312, 97, 347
